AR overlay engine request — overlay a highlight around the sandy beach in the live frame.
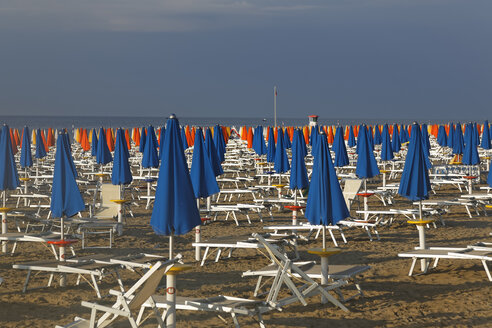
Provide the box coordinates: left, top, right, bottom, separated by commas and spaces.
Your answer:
1, 171, 491, 327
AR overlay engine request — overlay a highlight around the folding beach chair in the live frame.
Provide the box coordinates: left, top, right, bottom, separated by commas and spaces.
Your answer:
56, 256, 180, 328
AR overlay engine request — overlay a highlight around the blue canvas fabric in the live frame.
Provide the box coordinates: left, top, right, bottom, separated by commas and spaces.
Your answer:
150, 116, 201, 236
159, 127, 166, 160
273, 128, 290, 174
421, 124, 431, 157
139, 127, 146, 153
462, 123, 480, 166
398, 123, 431, 201
333, 126, 349, 167
112, 128, 133, 185
481, 121, 491, 150
266, 127, 276, 163
181, 127, 188, 151
391, 124, 401, 153
20, 126, 33, 168
305, 134, 349, 225
283, 128, 292, 149
347, 126, 356, 148
50, 133, 85, 218
213, 125, 226, 163
447, 124, 455, 148
190, 128, 220, 198
252, 126, 267, 156
96, 127, 112, 165
355, 125, 380, 179
310, 126, 320, 157
436, 125, 447, 147
400, 125, 409, 143
90, 128, 98, 156
35, 129, 47, 159
289, 129, 309, 190
204, 128, 223, 177
380, 124, 394, 161
453, 123, 464, 155
373, 126, 382, 145
0, 125, 19, 191
142, 126, 159, 168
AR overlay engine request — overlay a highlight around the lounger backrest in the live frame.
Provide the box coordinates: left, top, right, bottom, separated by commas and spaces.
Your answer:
95, 184, 120, 218
342, 179, 363, 211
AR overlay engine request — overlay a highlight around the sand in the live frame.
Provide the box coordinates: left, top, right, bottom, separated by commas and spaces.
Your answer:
0, 175, 491, 327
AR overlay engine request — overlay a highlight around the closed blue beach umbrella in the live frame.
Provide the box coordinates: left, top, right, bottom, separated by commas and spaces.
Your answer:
150, 114, 201, 241
112, 128, 133, 186
373, 126, 382, 145
213, 125, 226, 163
436, 125, 447, 147
205, 128, 223, 177
447, 124, 455, 148
190, 128, 220, 198
356, 125, 380, 179
453, 123, 464, 155
347, 126, 356, 148
283, 128, 292, 149
35, 129, 47, 159
398, 122, 431, 202
306, 132, 349, 248
274, 128, 290, 174
289, 129, 309, 191
96, 127, 112, 165
0, 125, 19, 198
480, 121, 491, 150
90, 128, 98, 156
333, 126, 349, 167
142, 126, 159, 169
462, 123, 479, 166
391, 124, 401, 153
266, 127, 276, 163
20, 126, 33, 168
380, 124, 394, 162
139, 127, 146, 153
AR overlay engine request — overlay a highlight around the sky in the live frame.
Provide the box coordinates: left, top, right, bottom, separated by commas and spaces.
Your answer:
0, 0, 491, 120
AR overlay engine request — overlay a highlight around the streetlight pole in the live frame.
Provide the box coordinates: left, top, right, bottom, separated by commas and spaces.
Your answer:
274, 86, 277, 127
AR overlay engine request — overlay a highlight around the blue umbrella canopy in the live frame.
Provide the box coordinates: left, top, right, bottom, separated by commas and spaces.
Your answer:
112, 128, 133, 185
266, 127, 276, 163
333, 126, 349, 167
398, 122, 431, 201
273, 128, 290, 174
20, 126, 33, 168
204, 128, 223, 177
436, 125, 447, 147
35, 129, 47, 159
289, 129, 309, 190
150, 115, 201, 236
139, 127, 146, 153
400, 125, 409, 144
50, 133, 85, 218
480, 121, 491, 150
181, 127, 189, 151
391, 124, 401, 153
355, 125, 380, 179
462, 123, 480, 166
190, 128, 220, 198
283, 128, 292, 149
380, 124, 394, 162
305, 133, 349, 225
213, 125, 226, 163
252, 126, 267, 156
159, 127, 166, 160
90, 128, 98, 157
347, 126, 356, 148
421, 124, 431, 157
447, 124, 455, 148
96, 127, 113, 165
373, 126, 382, 145
367, 126, 374, 150
453, 123, 464, 155
142, 126, 159, 169
0, 125, 20, 191
310, 126, 320, 156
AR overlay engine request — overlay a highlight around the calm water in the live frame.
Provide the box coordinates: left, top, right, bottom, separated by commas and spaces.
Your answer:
0, 115, 465, 130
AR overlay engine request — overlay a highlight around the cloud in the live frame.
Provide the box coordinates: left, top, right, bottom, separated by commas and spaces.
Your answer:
0, 0, 335, 32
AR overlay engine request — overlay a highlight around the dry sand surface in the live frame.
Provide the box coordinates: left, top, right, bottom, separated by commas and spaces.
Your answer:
0, 177, 491, 328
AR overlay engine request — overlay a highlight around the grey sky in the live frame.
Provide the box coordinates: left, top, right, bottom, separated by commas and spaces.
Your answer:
0, 0, 491, 120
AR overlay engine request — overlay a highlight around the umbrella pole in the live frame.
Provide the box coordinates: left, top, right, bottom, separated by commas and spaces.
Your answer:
1, 192, 7, 253
417, 200, 427, 272
195, 199, 201, 261
322, 225, 326, 250
24, 168, 28, 206
364, 179, 368, 220
166, 232, 176, 327
293, 192, 298, 226
60, 216, 66, 287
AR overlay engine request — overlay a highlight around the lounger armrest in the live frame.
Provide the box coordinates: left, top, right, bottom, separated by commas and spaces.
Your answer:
81, 301, 129, 317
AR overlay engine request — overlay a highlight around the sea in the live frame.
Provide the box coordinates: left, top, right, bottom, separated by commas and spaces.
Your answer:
0, 115, 441, 130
